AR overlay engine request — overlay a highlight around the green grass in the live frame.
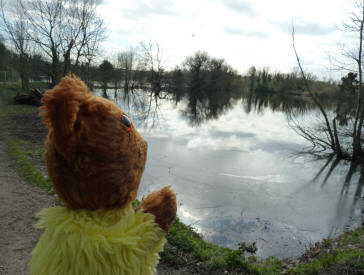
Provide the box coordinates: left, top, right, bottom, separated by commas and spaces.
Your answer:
321, 238, 332, 249
0, 82, 49, 184
291, 249, 364, 274
0, 82, 42, 116
289, 226, 364, 275
0, 81, 49, 90
160, 217, 284, 274
6, 138, 52, 191
337, 227, 364, 246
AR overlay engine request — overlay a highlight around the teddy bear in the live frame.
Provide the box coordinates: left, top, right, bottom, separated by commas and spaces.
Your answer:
29, 75, 177, 275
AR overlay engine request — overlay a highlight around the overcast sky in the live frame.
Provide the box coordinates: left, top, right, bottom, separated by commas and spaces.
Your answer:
98, 0, 355, 79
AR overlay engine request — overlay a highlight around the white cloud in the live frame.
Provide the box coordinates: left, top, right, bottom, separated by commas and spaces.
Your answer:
97, 0, 357, 78
214, 0, 257, 16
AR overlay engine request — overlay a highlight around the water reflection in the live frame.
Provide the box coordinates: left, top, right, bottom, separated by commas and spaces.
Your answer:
243, 89, 314, 115
97, 87, 167, 129
94, 88, 364, 259
98, 75, 317, 128
313, 157, 364, 238
177, 87, 314, 126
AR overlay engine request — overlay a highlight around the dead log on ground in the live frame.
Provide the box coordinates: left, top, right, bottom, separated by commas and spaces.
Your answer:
14, 88, 43, 106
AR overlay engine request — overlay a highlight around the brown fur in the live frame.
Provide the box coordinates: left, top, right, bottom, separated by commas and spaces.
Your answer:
136, 186, 177, 233
40, 75, 176, 231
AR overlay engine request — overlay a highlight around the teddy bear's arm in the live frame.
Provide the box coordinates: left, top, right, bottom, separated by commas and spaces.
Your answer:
135, 186, 177, 233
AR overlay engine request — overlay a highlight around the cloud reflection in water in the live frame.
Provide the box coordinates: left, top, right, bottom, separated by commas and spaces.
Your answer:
97, 90, 364, 259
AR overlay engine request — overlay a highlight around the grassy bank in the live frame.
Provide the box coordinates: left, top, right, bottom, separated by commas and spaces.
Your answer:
288, 227, 364, 274
0, 82, 50, 188
1, 82, 363, 274
6, 138, 52, 191
160, 217, 284, 274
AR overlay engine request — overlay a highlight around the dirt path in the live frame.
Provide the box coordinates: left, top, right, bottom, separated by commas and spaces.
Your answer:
0, 139, 55, 275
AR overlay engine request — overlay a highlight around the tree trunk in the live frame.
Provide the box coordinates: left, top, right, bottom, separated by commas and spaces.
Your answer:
353, 104, 364, 160
333, 118, 343, 157
352, 2, 364, 160
63, 53, 71, 76
19, 54, 29, 91
20, 70, 29, 91
292, 29, 336, 151
63, 42, 74, 76
51, 51, 61, 87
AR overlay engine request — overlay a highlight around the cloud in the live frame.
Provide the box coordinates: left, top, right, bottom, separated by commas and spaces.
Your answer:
271, 20, 337, 36
216, 0, 256, 16
122, 0, 176, 20
251, 140, 301, 153
294, 22, 337, 36
224, 26, 244, 35
212, 130, 256, 139
115, 28, 132, 36
74, 0, 105, 5
224, 26, 267, 38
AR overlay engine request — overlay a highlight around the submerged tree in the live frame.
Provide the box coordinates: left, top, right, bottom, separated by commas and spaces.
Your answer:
179, 51, 240, 124
99, 59, 114, 91
138, 41, 170, 100
117, 49, 139, 92
345, 0, 364, 160
290, 0, 364, 161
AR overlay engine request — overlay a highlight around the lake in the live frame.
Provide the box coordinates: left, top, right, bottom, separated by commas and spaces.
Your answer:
96, 89, 364, 259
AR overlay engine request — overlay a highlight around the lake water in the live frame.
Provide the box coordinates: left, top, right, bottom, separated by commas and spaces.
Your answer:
97, 89, 364, 259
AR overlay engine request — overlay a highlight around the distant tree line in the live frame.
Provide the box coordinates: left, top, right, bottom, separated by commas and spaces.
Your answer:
246, 66, 337, 97
0, 39, 50, 83
0, 0, 349, 128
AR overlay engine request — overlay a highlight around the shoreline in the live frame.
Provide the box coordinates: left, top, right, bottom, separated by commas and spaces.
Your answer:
1, 82, 363, 274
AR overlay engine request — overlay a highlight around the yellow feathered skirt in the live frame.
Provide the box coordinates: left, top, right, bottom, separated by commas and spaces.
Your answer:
29, 205, 166, 275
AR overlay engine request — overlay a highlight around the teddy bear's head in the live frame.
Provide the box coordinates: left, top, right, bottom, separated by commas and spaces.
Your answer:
40, 75, 147, 210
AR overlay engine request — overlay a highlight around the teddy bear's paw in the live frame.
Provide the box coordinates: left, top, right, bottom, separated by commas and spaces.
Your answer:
136, 186, 177, 233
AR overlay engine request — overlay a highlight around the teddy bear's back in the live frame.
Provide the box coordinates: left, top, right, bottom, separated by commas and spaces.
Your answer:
30, 206, 166, 275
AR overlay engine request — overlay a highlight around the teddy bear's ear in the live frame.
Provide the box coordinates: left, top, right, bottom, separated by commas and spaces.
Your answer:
40, 75, 88, 156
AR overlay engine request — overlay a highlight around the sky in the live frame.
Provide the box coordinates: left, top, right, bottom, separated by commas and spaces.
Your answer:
97, 0, 355, 79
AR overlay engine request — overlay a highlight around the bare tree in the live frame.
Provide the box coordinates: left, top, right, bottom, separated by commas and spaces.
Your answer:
117, 49, 138, 92
19, 0, 105, 87
77, 26, 103, 87
342, 0, 364, 159
20, 0, 63, 86
292, 26, 341, 155
0, 0, 31, 90
139, 41, 165, 96
64, 0, 105, 75
290, 0, 364, 161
